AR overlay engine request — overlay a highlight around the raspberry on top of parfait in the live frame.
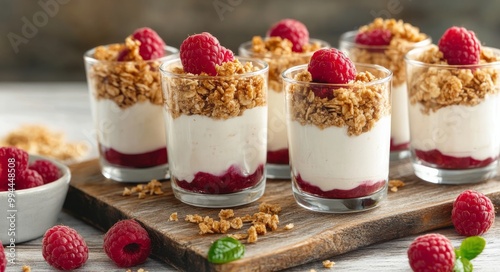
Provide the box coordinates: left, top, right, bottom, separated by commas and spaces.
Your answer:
349, 18, 428, 86
287, 48, 391, 136
408, 26, 500, 114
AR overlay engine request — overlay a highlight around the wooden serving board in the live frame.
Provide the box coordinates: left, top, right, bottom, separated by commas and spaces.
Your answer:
64, 159, 500, 272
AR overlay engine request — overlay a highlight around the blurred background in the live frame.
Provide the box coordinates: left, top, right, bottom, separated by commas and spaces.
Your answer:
1, 0, 499, 82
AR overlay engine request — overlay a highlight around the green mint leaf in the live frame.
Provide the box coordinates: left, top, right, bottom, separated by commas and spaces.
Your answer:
454, 256, 474, 272
208, 237, 245, 264
459, 236, 486, 261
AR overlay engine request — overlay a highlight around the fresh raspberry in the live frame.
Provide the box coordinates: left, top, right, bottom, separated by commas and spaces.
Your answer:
132, 27, 166, 60
180, 32, 234, 76
407, 233, 455, 272
438, 26, 481, 65
0, 147, 29, 184
308, 48, 356, 85
103, 219, 151, 267
452, 189, 495, 236
42, 225, 89, 270
29, 160, 61, 184
16, 169, 44, 190
0, 241, 6, 272
268, 18, 309, 52
355, 29, 392, 46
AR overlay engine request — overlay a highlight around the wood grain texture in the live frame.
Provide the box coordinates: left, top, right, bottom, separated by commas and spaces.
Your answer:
64, 158, 500, 272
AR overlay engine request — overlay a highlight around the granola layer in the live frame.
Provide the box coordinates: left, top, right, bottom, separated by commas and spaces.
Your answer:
250, 36, 322, 92
347, 18, 428, 86
87, 37, 164, 109
408, 45, 500, 113
287, 71, 390, 136
164, 60, 266, 120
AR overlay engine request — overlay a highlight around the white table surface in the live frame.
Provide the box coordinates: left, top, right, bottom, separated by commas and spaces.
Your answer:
1, 82, 499, 272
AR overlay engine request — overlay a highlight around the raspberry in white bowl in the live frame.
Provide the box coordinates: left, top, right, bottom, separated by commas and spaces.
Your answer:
339, 18, 431, 160
84, 27, 178, 182
239, 19, 330, 178
405, 26, 500, 184
161, 32, 268, 208
283, 48, 392, 213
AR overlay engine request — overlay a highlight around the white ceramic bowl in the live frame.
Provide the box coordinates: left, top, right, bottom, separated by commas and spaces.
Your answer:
0, 154, 71, 245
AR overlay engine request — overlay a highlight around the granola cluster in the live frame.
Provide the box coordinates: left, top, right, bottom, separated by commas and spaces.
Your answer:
408, 45, 500, 113
0, 125, 88, 162
122, 179, 164, 199
164, 59, 267, 120
347, 18, 429, 86
173, 202, 288, 244
250, 36, 323, 92
88, 37, 165, 109
288, 71, 391, 136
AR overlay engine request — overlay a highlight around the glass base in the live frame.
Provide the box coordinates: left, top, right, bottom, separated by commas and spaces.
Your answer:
100, 158, 169, 182
266, 163, 291, 179
390, 149, 410, 161
292, 180, 387, 213
412, 160, 498, 184
171, 177, 266, 208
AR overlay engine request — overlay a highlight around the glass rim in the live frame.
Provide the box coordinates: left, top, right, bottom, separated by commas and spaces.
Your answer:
405, 45, 500, 68
238, 38, 331, 57
339, 30, 432, 50
281, 63, 393, 87
83, 44, 179, 64
159, 56, 269, 80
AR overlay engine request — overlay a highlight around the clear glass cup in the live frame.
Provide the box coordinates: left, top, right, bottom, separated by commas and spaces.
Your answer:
160, 57, 268, 208
239, 39, 330, 179
339, 30, 431, 161
405, 46, 500, 184
283, 63, 392, 213
84, 45, 178, 182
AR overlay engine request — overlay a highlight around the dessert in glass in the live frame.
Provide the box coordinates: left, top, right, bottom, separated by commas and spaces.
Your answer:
239, 18, 329, 179
84, 27, 178, 182
339, 18, 430, 160
283, 48, 392, 213
405, 26, 500, 184
161, 32, 268, 208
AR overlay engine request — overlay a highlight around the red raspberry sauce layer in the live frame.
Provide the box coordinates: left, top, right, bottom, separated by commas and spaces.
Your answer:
295, 174, 386, 199
267, 148, 289, 164
415, 149, 495, 169
101, 145, 168, 168
175, 164, 264, 194
390, 138, 409, 152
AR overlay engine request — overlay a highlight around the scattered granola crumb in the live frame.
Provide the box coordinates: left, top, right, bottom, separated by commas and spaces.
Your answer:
125, 269, 148, 272
227, 233, 249, 240
0, 124, 88, 162
288, 70, 391, 136
389, 179, 405, 192
408, 45, 500, 113
230, 217, 243, 230
185, 214, 204, 223
122, 179, 164, 198
259, 202, 282, 214
323, 260, 335, 268
169, 212, 178, 222
284, 223, 294, 230
219, 209, 235, 220
309, 270, 317, 272
247, 226, 258, 243
22, 265, 31, 272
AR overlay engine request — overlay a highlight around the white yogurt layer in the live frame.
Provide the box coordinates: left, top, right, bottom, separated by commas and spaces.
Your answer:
91, 99, 167, 154
409, 93, 500, 160
165, 107, 267, 183
267, 88, 288, 152
391, 84, 410, 146
288, 116, 391, 191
